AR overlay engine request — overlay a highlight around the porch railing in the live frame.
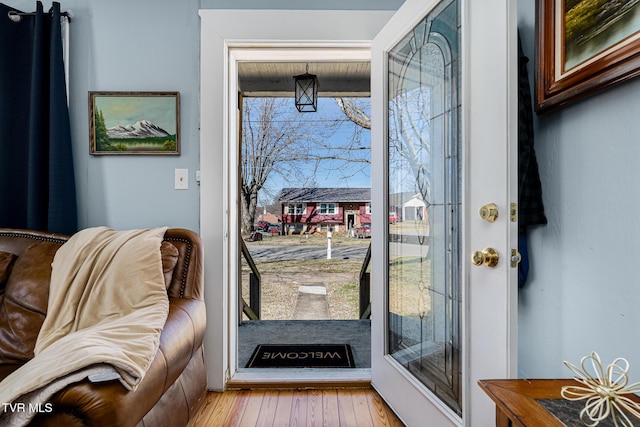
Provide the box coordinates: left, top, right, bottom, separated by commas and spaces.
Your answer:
242, 238, 370, 321
240, 239, 260, 323
359, 243, 371, 319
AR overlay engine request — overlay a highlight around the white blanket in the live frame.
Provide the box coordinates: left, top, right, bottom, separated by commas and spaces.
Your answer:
0, 227, 169, 426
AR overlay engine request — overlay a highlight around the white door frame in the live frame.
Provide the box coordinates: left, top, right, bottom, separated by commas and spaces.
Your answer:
228, 46, 372, 386
199, 9, 395, 391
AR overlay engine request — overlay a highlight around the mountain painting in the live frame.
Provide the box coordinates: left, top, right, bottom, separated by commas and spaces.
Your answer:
89, 92, 180, 155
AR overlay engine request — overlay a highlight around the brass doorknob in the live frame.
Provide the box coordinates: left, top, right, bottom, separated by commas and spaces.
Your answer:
479, 203, 498, 222
471, 248, 499, 268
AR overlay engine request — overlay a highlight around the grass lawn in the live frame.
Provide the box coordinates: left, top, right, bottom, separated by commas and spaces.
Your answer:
241, 232, 370, 320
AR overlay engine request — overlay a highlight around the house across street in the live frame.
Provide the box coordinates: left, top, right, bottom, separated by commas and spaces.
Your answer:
276, 187, 371, 235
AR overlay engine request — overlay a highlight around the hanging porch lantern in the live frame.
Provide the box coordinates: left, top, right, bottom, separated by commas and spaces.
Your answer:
293, 64, 318, 112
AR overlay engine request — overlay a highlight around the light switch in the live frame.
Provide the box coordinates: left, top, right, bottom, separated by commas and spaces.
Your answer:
175, 169, 189, 190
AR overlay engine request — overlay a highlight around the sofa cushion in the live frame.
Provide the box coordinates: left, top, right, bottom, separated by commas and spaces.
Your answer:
161, 241, 179, 290
0, 242, 59, 364
0, 363, 23, 382
0, 251, 17, 291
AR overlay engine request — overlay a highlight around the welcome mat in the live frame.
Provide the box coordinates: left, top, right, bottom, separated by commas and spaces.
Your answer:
246, 344, 355, 368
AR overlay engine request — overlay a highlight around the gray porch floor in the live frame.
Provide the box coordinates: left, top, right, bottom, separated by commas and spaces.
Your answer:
238, 320, 371, 369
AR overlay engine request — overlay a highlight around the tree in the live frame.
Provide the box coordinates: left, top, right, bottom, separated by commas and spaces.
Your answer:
337, 90, 433, 203
388, 88, 433, 201
240, 97, 370, 233
335, 98, 370, 130
94, 108, 110, 150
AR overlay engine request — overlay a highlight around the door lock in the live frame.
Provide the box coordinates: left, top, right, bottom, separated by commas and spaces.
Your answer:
511, 249, 522, 268
479, 203, 498, 222
471, 248, 499, 268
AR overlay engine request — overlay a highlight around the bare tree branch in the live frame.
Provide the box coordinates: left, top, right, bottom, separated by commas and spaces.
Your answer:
335, 97, 371, 130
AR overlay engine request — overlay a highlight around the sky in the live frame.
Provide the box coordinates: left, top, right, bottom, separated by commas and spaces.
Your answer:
252, 97, 371, 206
94, 94, 178, 134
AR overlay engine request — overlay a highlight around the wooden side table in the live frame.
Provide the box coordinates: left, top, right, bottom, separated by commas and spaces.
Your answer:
479, 378, 640, 426
479, 379, 570, 426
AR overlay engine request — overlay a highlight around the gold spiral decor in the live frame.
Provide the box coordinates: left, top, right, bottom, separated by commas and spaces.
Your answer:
561, 352, 640, 426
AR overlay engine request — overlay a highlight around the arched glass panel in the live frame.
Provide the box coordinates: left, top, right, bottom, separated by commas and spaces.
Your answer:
386, 0, 461, 415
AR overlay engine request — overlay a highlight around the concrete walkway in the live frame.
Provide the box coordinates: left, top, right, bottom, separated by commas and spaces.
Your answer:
291, 285, 330, 320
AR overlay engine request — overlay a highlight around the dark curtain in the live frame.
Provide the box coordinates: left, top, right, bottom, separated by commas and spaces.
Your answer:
0, 1, 77, 235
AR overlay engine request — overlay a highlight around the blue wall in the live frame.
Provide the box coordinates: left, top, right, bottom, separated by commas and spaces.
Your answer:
6, 0, 402, 233
518, 1, 640, 380
9, 0, 640, 383
10, 0, 200, 231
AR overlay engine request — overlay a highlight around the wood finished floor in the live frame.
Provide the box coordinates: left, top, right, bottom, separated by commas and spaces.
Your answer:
187, 388, 405, 426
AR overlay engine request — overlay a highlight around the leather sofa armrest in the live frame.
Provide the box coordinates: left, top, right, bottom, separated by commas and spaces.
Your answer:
163, 229, 203, 300
28, 297, 206, 427
158, 298, 207, 387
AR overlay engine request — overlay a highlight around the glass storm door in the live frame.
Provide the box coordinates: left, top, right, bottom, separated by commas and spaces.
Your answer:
388, 0, 462, 416
370, 0, 518, 425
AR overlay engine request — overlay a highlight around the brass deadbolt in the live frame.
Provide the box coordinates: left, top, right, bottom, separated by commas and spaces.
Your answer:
479, 203, 498, 222
471, 247, 499, 268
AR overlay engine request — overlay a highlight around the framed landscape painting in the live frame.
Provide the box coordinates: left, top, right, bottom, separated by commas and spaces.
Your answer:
536, 0, 640, 113
89, 91, 180, 155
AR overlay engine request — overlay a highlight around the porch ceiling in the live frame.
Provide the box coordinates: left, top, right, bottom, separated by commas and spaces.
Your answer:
237, 61, 371, 97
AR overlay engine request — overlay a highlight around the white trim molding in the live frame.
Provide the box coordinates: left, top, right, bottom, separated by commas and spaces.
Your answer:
198, 8, 395, 391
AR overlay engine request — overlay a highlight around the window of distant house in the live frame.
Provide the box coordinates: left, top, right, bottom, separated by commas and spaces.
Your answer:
366, 203, 372, 214
287, 203, 305, 215
318, 203, 337, 214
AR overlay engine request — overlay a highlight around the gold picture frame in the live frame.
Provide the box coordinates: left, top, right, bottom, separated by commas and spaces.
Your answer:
89, 91, 180, 155
535, 0, 640, 113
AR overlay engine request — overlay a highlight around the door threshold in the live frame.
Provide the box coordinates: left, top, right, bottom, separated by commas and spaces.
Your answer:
227, 368, 371, 389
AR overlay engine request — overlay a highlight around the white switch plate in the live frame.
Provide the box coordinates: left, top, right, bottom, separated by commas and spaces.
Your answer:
175, 169, 189, 190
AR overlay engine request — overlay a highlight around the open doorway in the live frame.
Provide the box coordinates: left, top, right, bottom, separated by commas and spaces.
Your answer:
199, 7, 396, 392
236, 61, 373, 375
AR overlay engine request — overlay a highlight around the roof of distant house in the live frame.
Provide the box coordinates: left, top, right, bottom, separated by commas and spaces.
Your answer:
277, 187, 371, 203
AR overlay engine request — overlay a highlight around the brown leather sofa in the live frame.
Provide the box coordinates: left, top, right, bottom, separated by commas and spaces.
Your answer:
0, 228, 207, 426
